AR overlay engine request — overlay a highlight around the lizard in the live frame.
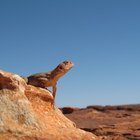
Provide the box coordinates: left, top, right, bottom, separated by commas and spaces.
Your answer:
22, 60, 74, 103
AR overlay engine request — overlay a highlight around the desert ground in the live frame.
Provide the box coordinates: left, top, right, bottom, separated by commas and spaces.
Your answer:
61, 104, 140, 140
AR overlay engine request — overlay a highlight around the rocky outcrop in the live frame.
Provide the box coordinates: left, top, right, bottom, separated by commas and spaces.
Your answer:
61, 107, 80, 114
0, 70, 98, 140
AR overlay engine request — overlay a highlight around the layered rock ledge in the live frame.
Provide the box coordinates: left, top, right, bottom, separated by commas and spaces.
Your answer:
0, 70, 99, 140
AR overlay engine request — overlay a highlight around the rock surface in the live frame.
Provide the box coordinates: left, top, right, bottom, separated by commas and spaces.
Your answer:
0, 70, 98, 140
65, 105, 140, 140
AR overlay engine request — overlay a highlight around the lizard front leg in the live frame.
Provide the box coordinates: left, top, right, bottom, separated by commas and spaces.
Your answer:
52, 84, 57, 103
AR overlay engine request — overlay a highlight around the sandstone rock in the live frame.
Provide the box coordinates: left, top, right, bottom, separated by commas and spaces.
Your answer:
0, 70, 99, 140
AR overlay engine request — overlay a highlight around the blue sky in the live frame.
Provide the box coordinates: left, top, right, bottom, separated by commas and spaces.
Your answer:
0, 0, 140, 107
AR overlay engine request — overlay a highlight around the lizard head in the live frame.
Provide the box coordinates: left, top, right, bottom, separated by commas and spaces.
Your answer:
57, 60, 74, 72
52, 60, 74, 79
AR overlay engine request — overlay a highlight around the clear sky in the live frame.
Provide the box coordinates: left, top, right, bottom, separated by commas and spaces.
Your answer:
1, 0, 140, 107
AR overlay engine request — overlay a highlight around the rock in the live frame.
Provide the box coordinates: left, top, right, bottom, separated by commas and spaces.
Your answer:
61, 107, 80, 114
0, 70, 99, 140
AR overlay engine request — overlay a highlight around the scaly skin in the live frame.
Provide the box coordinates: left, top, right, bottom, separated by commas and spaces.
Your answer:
23, 60, 74, 103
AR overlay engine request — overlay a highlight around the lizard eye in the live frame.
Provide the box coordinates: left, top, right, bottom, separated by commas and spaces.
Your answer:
59, 66, 63, 69
64, 61, 69, 64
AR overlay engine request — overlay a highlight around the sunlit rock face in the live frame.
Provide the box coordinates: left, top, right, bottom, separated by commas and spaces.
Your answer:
0, 70, 98, 140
